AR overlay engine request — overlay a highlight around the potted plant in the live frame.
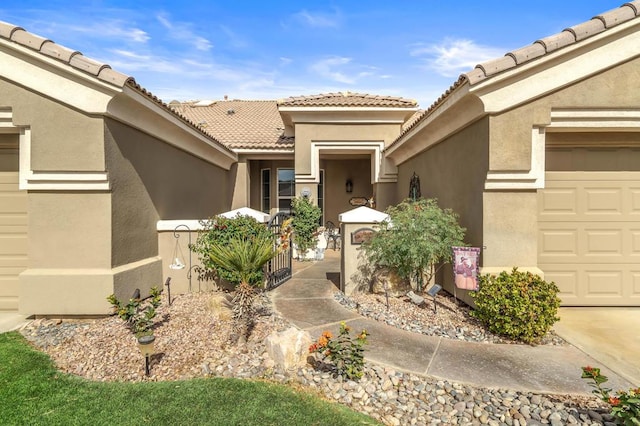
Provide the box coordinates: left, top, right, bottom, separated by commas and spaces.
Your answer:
291, 196, 322, 260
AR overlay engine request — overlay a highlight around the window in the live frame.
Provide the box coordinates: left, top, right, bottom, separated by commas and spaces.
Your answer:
317, 169, 324, 224
261, 169, 270, 213
277, 168, 295, 213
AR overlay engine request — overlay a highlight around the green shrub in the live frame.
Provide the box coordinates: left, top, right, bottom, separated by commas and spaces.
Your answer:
107, 287, 161, 337
291, 196, 322, 256
470, 268, 561, 344
192, 215, 272, 285
362, 198, 465, 291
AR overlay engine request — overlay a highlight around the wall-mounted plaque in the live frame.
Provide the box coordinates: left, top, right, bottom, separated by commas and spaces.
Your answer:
349, 197, 369, 206
351, 227, 375, 245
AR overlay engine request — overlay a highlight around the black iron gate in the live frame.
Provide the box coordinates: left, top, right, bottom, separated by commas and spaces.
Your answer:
265, 211, 292, 290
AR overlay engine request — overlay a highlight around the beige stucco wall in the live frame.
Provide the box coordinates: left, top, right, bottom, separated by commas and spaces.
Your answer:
395, 119, 489, 303
294, 123, 400, 176
106, 118, 231, 302
0, 79, 105, 172
321, 158, 371, 225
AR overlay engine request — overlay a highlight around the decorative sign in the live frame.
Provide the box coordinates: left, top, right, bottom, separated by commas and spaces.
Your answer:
349, 197, 369, 206
452, 246, 481, 290
351, 227, 375, 245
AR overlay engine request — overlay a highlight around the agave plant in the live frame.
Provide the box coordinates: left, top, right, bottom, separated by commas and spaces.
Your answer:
207, 235, 275, 340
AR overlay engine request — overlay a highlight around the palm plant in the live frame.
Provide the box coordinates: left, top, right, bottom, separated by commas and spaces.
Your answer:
208, 235, 275, 340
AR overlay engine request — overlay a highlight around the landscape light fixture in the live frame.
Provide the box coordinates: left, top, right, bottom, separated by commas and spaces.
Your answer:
427, 284, 443, 314
137, 335, 155, 376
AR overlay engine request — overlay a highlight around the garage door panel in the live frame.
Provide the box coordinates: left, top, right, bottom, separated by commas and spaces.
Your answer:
542, 270, 579, 302
584, 187, 623, 215
539, 171, 640, 306
0, 172, 26, 311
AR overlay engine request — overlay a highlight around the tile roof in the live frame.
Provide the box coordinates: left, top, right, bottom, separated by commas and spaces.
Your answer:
278, 92, 417, 108
391, 0, 640, 147
465, 0, 640, 85
172, 100, 294, 150
0, 20, 234, 156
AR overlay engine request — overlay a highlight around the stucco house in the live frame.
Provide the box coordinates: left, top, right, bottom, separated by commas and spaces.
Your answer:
0, 1, 639, 316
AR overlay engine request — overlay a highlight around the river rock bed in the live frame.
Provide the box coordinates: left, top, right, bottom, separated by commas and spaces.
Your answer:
19, 291, 610, 425
334, 291, 567, 346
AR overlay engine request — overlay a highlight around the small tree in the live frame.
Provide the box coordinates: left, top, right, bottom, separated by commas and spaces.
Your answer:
291, 196, 322, 258
362, 198, 466, 291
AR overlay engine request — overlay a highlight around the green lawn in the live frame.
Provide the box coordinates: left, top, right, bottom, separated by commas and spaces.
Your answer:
0, 332, 380, 426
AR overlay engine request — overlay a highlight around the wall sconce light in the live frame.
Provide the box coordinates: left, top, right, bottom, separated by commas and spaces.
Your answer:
346, 179, 353, 193
138, 334, 155, 376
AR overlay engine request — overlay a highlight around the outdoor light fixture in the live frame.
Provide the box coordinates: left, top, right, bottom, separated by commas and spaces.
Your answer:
345, 179, 353, 193
137, 335, 155, 376
427, 284, 443, 314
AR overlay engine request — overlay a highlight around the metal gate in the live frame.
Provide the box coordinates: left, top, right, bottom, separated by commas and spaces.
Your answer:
265, 211, 292, 290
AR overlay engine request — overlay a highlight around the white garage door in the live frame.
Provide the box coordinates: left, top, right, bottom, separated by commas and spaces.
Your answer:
0, 140, 27, 311
538, 171, 640, 306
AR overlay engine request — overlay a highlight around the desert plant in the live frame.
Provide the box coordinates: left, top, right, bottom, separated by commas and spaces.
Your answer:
192, 215, 272, 284
471, 268, 561, 344
291, 196, 322, 257
309, 322, 369, 380
107, 287, 161, 337
362, 198, 465, 291
207, 235, 275, 339
582, 366, 640, 424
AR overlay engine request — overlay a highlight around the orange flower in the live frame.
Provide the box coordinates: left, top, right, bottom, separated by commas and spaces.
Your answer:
318, 336, 328, 347
608, 396, 620, 406
322, 331, 333, 339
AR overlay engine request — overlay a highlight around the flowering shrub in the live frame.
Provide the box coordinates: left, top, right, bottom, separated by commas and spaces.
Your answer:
582, 366, 640, 424
309, 322, 368, 380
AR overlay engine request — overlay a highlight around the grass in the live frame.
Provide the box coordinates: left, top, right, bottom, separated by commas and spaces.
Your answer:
0, 332, 380, 426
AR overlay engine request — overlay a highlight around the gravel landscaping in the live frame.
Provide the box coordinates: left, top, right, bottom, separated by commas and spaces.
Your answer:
19, 288, 612, 425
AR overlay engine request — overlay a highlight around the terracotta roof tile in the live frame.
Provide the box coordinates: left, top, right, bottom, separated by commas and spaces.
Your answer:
468, 1, 639, 83
0, 20, 235, 157
173, 100, 293, 150
278, 92, 417, 108
389, 1, 640, 149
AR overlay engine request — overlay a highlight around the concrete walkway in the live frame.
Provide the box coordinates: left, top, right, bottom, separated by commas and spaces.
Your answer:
272, 252, 634, 395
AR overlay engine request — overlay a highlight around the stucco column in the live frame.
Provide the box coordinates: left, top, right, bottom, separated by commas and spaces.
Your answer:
482, 191, 543, 277
338, 206, 390, 295
230, 157, 250, 209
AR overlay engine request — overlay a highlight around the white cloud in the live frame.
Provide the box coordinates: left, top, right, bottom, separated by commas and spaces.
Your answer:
410, 38, 506, 77
156, 12, 212, 51
309, 57, 355, 84
293, 9, 341, 28
279, 57, 293, 66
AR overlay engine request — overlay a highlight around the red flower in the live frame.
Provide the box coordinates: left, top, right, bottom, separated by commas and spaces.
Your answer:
309, 343, 318, 353
608, 396, 620, 406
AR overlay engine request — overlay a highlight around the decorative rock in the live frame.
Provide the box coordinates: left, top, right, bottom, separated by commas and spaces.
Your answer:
264, 327, 312, 370
371, 268, 413, 297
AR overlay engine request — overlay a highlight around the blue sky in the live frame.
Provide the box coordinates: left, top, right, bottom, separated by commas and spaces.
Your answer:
0, 1, 620, 107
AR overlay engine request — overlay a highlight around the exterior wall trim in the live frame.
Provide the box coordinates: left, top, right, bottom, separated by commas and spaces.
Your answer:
484, 127, 545, 190
295, 141, 397, 184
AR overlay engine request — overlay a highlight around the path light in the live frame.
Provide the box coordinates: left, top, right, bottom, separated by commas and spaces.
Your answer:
137, 335, 155, 376
427, 284, 443, 314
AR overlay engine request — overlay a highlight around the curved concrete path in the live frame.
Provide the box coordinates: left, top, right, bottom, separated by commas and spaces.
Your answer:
270, 254, 633, 395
